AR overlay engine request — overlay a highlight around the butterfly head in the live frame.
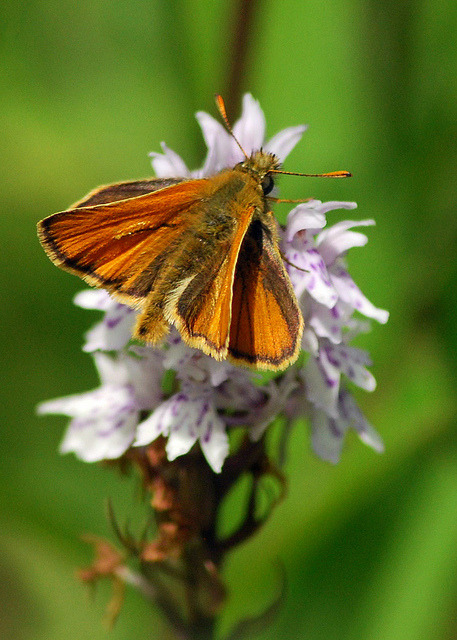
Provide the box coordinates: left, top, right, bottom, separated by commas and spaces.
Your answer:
237, 150, 281, 196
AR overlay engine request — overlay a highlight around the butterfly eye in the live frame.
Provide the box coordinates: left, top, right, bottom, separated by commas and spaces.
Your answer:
261, 174, 274, 195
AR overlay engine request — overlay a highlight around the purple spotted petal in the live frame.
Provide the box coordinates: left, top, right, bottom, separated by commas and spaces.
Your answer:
324, 344, 376, 392
330, 265, 389, 323
39, 384, 139, 462
73, 290, 137, 352
134, 392, 188, 445
215, 375, 264, 412
163, 337, 236, 388
165, 409, 199, 460
289, 248, 338, 306
308, 299, 348, 344
198, 417, 229, 473
61, 414, 137, 462
164, 393, 227, 471
134, 388, 228, 473
303, 350, 341, 419
83, 303, 136, 352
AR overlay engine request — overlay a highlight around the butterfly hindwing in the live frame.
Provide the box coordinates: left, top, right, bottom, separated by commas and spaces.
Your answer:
162, 203, 256, 358
228, 217, 303, 370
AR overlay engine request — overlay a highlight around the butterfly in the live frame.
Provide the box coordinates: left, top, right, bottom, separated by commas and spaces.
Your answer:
37, 96, 350, 371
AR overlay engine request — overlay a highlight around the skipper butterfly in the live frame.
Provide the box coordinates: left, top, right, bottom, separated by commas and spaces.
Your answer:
38, 96, 350, 371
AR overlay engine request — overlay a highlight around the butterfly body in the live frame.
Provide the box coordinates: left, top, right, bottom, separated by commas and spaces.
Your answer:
38, 149, 304, 371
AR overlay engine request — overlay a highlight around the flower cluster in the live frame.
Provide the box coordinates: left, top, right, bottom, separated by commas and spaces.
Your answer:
38, 94, 388, 472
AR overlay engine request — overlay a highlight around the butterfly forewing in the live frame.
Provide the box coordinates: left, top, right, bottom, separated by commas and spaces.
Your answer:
38, 179, 211, 304
71, 177, 186, 208
228, 218, 303, 370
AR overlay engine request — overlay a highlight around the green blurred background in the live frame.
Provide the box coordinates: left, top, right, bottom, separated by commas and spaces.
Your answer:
2, 0, 457, 638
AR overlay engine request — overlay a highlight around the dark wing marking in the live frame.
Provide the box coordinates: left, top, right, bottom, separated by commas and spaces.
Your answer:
71, 178, 186, 208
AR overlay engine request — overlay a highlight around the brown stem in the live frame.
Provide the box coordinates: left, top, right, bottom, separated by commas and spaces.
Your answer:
106, 432, 285, 639
224, 0, 261, 120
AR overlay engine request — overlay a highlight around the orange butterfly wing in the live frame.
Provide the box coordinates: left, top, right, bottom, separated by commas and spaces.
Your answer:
39, 170, 303, 369
37, 179, 211, 306
228, 218, 303, 370
165, 205, 256, 358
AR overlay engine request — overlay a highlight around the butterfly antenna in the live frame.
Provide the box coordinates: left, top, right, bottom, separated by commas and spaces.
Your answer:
270, 169, 352, 178
215, 94, 249, 160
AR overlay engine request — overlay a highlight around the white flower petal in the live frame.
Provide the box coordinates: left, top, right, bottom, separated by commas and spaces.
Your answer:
163, 336, 195, 371
317, 219, 374, 265
93, 352, 131, 386
339, 390, 384, 453
310, 388, 384, 463
265, 125, 308, 162
60, 410, 138, 462
56, 385, 138, 462
285, 201, 327, 242
134, 404, 168, 446
308, 301, 344, 344
310, 410, 345, 464
325, 344, 376, 392
125, 347, 164, 409
292, 249, 338, 306
166, 421, 198, 460
301, 326, 320, 355
134, 392, 189, 446
74, 289, 112, 311
149, 142, 190, 178
199, 417, 229, 473
232, 93, 266, 154
303, 352, 340, 419
318, 201, 357, 216
37, 390, 103, 418
343, 316, 373, 342
195, 111, 233, 176
83, 304, 136, 352
356, 420, 385, 453
134, 389, 229, 472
